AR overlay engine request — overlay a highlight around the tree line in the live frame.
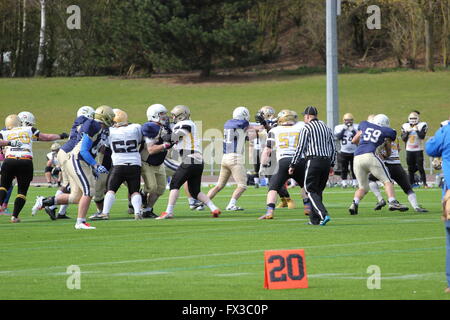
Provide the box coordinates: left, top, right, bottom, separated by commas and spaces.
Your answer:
0, 0, 448, 78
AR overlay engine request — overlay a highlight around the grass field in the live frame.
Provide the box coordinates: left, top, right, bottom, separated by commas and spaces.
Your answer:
1, 71, 449, 171
0, 185, 448, 300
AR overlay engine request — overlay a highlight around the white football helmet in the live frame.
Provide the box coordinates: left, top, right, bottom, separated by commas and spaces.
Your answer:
147, 104, 168, 125
232, 106, 250, 121
77, 106, 95, 119
408, 112, 419, 125
18, 111, 36, 127
373, 114, 390, 127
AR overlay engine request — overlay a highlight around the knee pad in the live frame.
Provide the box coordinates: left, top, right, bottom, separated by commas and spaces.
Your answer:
237, 183, 248, 190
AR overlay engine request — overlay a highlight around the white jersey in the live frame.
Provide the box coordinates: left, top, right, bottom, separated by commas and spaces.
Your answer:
384, 138, 401, 165
47, 152, 59, 166
0, 126, 40, 158
334, 123, 359, 154
108, 123, 143, 166
173, 120, 202, 157
293, 121, 305, 131
266, 125, 301, 161
401, 122, 427, 151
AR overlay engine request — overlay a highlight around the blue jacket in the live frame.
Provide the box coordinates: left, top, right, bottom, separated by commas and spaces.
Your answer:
425, 123, 450, 195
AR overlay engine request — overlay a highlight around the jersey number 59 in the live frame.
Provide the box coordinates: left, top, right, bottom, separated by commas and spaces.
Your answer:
362, 128, 381, 143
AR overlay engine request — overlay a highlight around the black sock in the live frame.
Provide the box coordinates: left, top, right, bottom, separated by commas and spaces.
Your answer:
13, 196, 26, 218
267, 203, 275, 209
42, 196, 55, 207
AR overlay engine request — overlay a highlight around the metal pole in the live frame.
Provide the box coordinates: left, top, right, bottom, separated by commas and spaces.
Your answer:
326, 0, 339, 130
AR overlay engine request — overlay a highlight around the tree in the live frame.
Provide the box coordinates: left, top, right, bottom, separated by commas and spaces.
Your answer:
35, 0, 46, 76
418, 0, 437, 71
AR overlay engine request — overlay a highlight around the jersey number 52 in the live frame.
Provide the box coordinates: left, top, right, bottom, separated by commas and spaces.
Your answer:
112, 140, 138, 153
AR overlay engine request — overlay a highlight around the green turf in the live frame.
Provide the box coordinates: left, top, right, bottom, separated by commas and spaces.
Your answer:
1, 71, 449, 171
0, 185, 448, 300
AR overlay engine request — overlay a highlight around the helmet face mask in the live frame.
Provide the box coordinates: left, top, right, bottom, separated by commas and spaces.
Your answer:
5, 114, 21, 130
94, 105, 115, 127
77, 106, 95, 119
408, 112, 419, 126
170, 105, 190, 124
259, 106, 276, 120
147, 104, 169, 125
343, 113, 354, 127
18, 111, 36, 127
232, 106, 250, 121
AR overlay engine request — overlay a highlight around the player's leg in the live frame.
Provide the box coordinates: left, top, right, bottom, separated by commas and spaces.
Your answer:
339, 152, 349, 187
189, 163, 220, 217
290, 159, 310, 215
11, 160, 34, 222
350, 154, 371, 215
207, 156, 231, 200
370, 155, 408, 212
124, 166, 143, 220
158, 163, 190, 219
144, 164, 166, 217
415, 151, 428, 187
0, 160, 19, 221
226, 154, 247, 211
406, 151, 417, 185
44, 166, 53, 186
368, 173, 386, 210
304, 158, 331, 224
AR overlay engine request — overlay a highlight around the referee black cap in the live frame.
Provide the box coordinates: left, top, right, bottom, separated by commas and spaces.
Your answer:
302, 106, 318, 116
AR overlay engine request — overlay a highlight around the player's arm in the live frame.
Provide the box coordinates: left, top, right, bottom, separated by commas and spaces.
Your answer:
351, 130, 362, 145
384, 138, 392, 158
417, 123, 428, 139
146, 139, 171, 155
334, 125, 345, 140
37, 129, 69, 141
400, 125, 410, 142
425, 127, 445, 158
79, 133, 102, 169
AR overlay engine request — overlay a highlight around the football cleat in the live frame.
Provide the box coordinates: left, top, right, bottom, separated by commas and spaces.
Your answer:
189, 200, 204, 210
142, 209, 159, 219
225, 205, 244, 211
319, 216, 331, 226
303, 201, 312, 216
276, 199, 288, 208
56, 214, 70, 219
75, 222, 96, 230
414, 206, 428, 213
349, 201, 358, 215
287, 199, 296, 209
134, 212, 144, 220
196, 205, 205, 211
156, 212, 174, 220
10, 216, 21, 223
211, 209, 221, 218
31, 196, 45, 215
258, 212, 273, 220
374, 199, 387, 211
44, 207, 57, 220
90, 213, 109, 220
388, 200, 409, 212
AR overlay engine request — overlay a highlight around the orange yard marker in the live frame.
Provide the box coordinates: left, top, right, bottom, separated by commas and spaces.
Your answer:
264, 249, 308, 289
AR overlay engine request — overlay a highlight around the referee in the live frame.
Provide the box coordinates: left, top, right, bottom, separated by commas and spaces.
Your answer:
289, 106, 336, 226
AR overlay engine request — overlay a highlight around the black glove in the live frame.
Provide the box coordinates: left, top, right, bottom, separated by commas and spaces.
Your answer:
59, 132, 69, 139
160, 125, 173, 143
255, 112, 267, 126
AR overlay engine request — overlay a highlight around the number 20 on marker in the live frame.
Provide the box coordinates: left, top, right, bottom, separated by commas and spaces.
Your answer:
264, 249, 308, 289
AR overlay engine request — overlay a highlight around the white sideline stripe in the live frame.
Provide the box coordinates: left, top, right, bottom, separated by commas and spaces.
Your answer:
0, 236, 443, 275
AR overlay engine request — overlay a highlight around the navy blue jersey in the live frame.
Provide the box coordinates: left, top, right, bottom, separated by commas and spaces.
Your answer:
354, 121, 396, 156
61, 115, 90, 153
223, 119, 249, 154
141, 121, 167, 166
74, 119, 106, 164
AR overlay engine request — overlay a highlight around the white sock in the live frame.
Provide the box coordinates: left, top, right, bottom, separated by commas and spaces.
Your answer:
353, 197, 360, 205
103, 192, 115, 215
407, 192, 419, 208
166, 204, 175, 214
369, 181, 383, 202
205, 200, 218, 211
76, 218, 85, 224
227, 198, 237, 208
58, 205, 68, 215
188, 197, 196, 205
131, 194, 142, 214
51, 189, 63, 210
388, 197, 396, 203
254, 177, 259, 185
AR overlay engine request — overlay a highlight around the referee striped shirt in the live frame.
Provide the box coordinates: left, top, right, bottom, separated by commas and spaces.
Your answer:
290, 118, 336, 166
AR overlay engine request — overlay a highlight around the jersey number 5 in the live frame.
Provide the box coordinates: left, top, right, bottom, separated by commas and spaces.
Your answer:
363, 128, 381, 143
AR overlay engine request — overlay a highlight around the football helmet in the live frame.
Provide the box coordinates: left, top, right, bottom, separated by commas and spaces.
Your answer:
94, 105, 115, 127
171, 105, 191, 123
367, 114, 375, 123
408, 112, 419, 126
77, 106, 95, 119
232, 106, 250, 121
146, 104, 168, 125
5, 114, 21, 130
343, 113, 354, 126
113, 109, 128, 126
432, 157, 442, 171
51, 143, 61, 152
259, 106, 276, 120
18, 111, 36, 127
277, 110, 297, 125
373, 114, 390, 127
